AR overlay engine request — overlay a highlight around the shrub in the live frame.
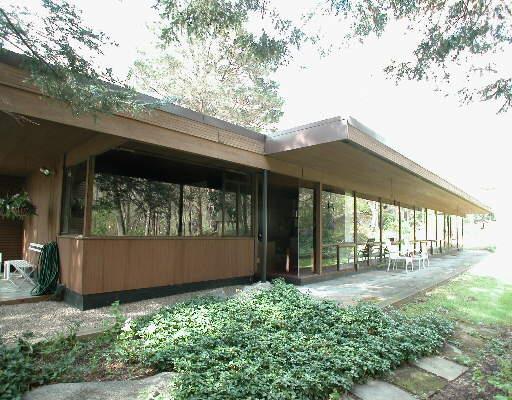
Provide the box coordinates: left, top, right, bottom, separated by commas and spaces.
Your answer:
116, 280, 453, 399
0, 338, 40, 400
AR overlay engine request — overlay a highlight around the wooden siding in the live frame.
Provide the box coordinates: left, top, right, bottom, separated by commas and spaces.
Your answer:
57, 236, 83, 293
23, 160, 63, 261
0, 175, 24, 261
57, 236, 255, 295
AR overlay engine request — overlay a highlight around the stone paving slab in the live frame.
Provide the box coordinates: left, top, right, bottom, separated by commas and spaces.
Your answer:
23, 372, 175, 400
385, 365, 447, 398
351, 379, 416, 400
413, 356, 468, 381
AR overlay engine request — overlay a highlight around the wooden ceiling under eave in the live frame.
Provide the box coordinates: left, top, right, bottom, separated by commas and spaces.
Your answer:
268, 139, 487, 216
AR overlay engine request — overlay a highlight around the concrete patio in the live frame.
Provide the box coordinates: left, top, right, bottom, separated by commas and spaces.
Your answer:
299, 249, 491, 306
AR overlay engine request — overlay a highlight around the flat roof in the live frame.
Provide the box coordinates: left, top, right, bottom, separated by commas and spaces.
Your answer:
266, 116, 491, 214
0, 50, 491, 214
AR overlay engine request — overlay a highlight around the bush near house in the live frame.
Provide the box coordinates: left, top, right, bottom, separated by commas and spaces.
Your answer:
0, 280, 453, 400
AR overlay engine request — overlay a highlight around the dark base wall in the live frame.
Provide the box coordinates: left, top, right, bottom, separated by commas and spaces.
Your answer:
64, 276, 254, 310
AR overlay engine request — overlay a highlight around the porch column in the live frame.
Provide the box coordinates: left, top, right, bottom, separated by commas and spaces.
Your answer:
435, 210, 439, 254
398, 203, 402, 252
461, 217, 464, 249
413, 207, 416, 251
379, 199, 383, 261
83, 156, 95, 236
353, 192, 358, 271
253, 173, 259, 276
178, 184, 184, 236
261, 170, 268, 282
313, 182, 323, 274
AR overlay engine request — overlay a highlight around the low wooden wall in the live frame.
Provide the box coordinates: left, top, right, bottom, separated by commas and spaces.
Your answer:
58, 236, 255, 295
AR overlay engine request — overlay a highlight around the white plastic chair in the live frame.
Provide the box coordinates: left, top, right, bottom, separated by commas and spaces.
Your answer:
413, 249, 429, 269
386, 241, 413, 272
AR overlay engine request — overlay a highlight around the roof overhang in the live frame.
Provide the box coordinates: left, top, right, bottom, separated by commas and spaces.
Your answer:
265, 116, 490, 215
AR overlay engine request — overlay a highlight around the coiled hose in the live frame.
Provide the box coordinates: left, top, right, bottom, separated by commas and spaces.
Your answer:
31, 241, 60, 296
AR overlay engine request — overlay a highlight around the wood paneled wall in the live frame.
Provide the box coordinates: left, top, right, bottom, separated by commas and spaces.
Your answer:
57, 236, 83, 293
57, 236, 255, 295
0, 175, 24, 261
23, 159, 63, 262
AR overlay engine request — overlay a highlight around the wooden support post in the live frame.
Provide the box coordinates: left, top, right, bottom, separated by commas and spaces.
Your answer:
253, 174, 259, 275
413, 207, 416, 251
379, 199, 383, 261
261, 170, 268, 282
461, 217, 464, 249
456, 216, 459, 249
235, 183, 240, 236
313, 182, 323, 274
353, 192, 358, 271
398, 203, 402, 252
83, 156, 95, 236
178, 184, 184, 236
336, 245, 340, 271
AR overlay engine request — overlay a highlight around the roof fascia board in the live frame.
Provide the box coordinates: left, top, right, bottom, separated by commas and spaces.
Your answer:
0, 50, 265, 144
265, 116, 348, 154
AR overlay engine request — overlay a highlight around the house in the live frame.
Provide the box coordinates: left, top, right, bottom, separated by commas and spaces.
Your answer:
0, 52, 490, 309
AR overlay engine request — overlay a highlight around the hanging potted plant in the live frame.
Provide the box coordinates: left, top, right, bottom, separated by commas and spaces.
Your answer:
0, 192, 37, 220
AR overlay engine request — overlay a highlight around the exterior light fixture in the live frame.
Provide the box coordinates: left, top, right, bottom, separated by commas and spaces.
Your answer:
39, 167, 54, 176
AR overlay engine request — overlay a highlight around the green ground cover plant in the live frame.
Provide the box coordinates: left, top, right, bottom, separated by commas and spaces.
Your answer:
116, 280, 452, 399
1, 280, 453, 400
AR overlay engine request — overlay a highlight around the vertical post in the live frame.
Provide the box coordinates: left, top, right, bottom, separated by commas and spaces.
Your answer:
456, 216, 459, 249
178, 184, 184, 236
336, 245, 340, 271
261, 170, 268, 282
461, 217, 464, 249
413, 207, 416, 252
379, 199, 383, 261
83, 156, 95, 236
313, 182, 323, 274
398, 203, 402, 252
253, 174, 259, 275
425, 209, 428, 242
235, 182, 240, 236
221, 174, 226, 236
353, 192, 358, 271
435, 210, 438, 253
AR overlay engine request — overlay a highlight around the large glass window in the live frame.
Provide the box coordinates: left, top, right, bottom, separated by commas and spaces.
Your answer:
400, 206, 414, 244
437, 212, 445, 243
91, 150, 252, 237
298, 187, 314, 271
356, 197, 380, 243
61, 162, 87, 234
322, 191, 355, 267
415, 208, 426, 241
427, 209, 436, 240
382, 203, 399, 242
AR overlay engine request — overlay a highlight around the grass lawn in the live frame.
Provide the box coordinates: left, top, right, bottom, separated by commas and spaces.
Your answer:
1, 280, 453, 400
401, 273, 512, 399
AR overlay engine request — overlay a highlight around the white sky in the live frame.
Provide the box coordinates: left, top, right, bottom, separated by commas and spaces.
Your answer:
6, 0, 511, 227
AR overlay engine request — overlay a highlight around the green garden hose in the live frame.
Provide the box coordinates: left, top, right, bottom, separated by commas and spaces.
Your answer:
31, 241, 60, 296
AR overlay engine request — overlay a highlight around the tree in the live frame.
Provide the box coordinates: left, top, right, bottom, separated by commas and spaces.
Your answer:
128, 33, 284, 131
156, 0, 512, 112
0, 0, 143, 116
